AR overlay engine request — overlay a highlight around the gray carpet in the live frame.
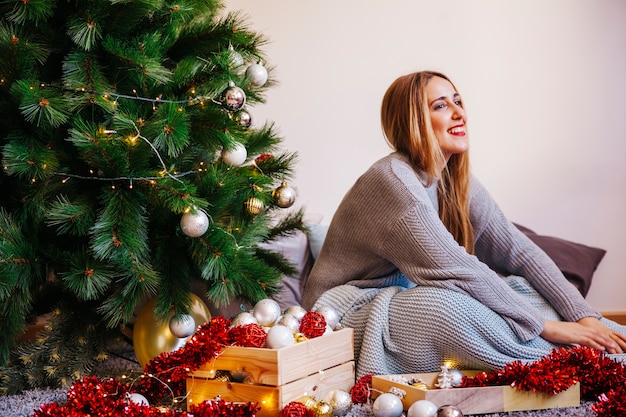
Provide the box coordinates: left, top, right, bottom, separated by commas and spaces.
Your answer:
0, 389, 597, 417
0, 340, 597, 417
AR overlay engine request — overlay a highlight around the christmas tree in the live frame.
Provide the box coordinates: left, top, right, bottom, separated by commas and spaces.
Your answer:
0, 0, 304, 394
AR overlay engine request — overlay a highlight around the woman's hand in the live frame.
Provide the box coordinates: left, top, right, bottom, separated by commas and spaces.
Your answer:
540, 318, 624, 353
577, 317, 626, 354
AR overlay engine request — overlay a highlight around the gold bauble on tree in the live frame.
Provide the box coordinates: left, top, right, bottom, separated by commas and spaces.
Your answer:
272, 181, 296, 208
245, 197, 265, 215
132, 293, 211, 367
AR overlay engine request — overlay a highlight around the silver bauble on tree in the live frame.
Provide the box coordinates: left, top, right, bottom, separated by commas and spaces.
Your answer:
237, 109, 252, 128
272, 181, 296, 208
221, 142, 247, 166
228, 45, 245, 75
180, 209, 209, 237
222, 82, 246, 111
246, 62, 268, 87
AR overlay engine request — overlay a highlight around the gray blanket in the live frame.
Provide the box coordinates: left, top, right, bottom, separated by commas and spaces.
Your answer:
313, 275, 626, 378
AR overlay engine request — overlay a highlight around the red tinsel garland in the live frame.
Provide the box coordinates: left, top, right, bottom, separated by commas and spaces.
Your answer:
461, 345, 626, 417
30, 317, 626, 417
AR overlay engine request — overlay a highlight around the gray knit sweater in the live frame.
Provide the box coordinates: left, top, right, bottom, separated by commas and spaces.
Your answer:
301, 152, 599, 342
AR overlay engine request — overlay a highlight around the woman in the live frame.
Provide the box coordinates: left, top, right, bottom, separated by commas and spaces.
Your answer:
300, 70, 626, 378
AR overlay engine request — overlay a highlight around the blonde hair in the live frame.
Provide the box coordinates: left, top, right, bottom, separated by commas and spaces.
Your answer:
381, 71, 474, 253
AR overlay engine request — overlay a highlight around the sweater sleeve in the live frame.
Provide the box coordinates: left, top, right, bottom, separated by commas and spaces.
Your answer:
379, 199, 547, 342
469, 179, 600, 324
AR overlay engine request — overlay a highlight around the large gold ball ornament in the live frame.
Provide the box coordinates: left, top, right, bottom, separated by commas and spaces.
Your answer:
272, 181, 296, 208
133, 294, 211, 367
245, 197, 264, 215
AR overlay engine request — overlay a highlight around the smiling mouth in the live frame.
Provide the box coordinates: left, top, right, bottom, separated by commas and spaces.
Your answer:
447, 126, 465, 134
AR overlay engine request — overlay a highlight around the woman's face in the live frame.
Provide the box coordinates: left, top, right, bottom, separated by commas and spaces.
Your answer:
425, 76, 469, 161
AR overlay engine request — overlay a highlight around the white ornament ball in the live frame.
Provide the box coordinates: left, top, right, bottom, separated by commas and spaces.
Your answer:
407, 400, 438, 417
231, 311, 257, 327
253, 298, 282, 326
276, 314, 300, 333
168, 314, 196, 338
246, 62, 268, 87
127, 393, 149, 406
180, 210, 209, 237
325, 389, 353, 416
283, 305, 307, 321
266, 325, 295, 349
448, 369, 464, 388
372, 393, 404, 417
316, 305, 340, 329
221, 142, 247, 166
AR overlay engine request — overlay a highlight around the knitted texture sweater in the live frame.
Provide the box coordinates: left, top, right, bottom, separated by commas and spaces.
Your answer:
301, 152, 599, 342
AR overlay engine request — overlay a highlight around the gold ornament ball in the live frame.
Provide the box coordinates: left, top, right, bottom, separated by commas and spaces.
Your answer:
272, 181, 296, 208
245, 197, 264, 215
314, 400, 334, 417
133, 294, 211, 367
296, 395, 318, 410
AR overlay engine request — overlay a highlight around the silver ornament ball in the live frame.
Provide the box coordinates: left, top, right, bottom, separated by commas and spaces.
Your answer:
372, 393, 403, 417
436, 405, 464, 417
276, 314, 300, 333
316, 305, 340, 329
246, 62, 268, 87
407, 400, 438, 417
325, 389, 353, 416
283, 305, 307, 321
231, 311, 257, 327
253, 298, 282, 326
221, 142, 247, 166
169, 314, 196, 338
180, 209, 209, 237
448, 369, 464, 387
222, 84, 246, 111
237, 109, 252, 128
228, 49, 245, 74
266, 324, 295, 349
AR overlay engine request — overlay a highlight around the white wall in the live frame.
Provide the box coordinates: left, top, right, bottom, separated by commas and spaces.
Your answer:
224, 0, 626, 312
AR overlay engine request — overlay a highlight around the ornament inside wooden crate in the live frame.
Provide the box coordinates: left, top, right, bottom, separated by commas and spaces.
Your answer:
186, 327, 355, 417
372, 370, 580, 415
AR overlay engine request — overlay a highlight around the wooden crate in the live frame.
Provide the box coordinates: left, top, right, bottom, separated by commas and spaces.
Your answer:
186, 328, 355, 416
372, 371, 580, 415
